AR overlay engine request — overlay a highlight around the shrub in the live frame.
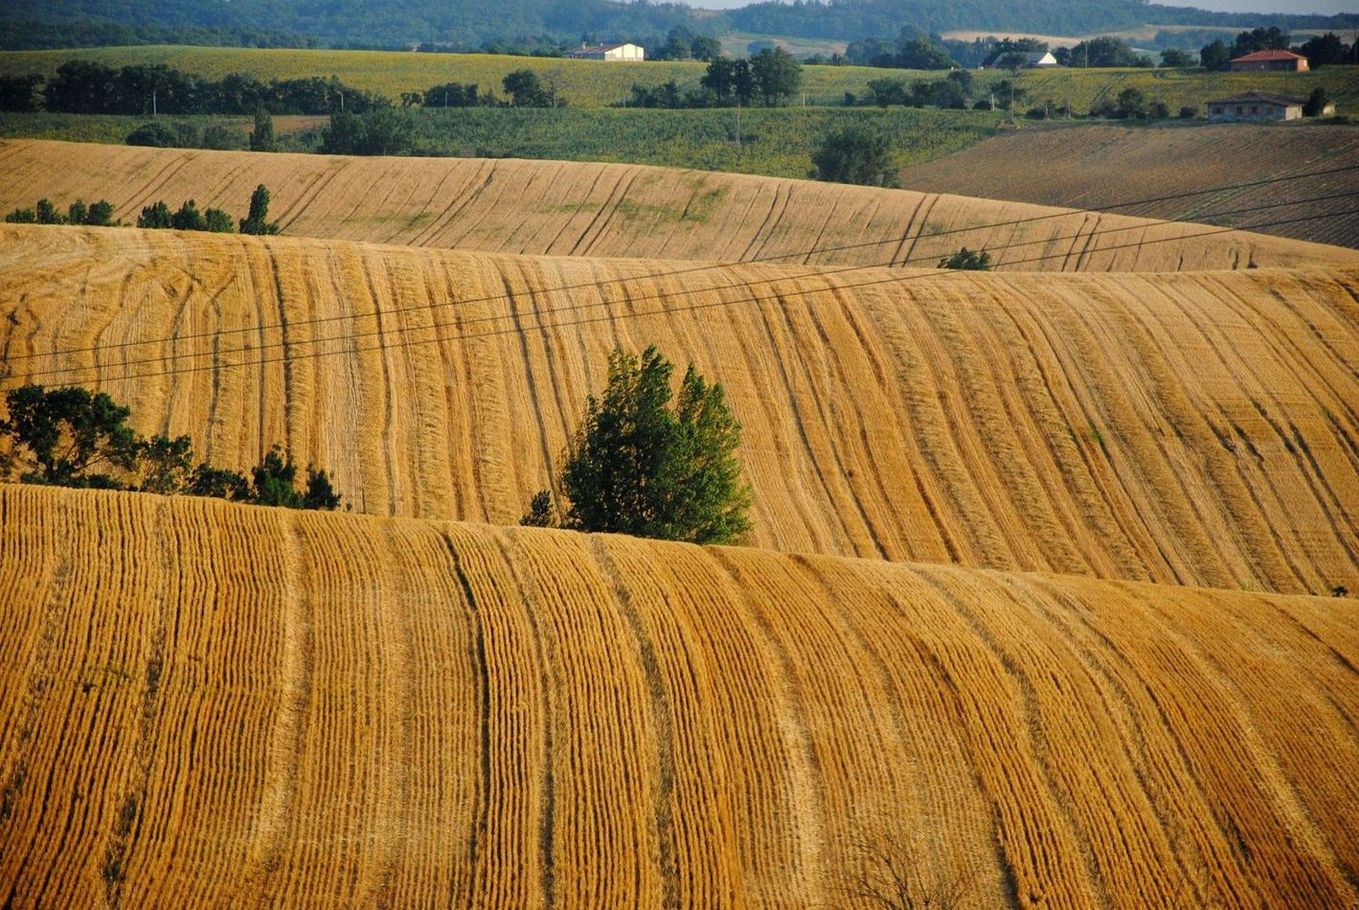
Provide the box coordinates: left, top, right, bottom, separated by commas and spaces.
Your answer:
1179, 105, 1200, 119
239, 184, 281, 235
939, 248, 992, 270
811, 125, 899, 187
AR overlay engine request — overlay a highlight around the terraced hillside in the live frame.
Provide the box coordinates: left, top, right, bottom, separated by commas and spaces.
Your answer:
3, 140, 1357, 271
901, 124, 1359, 250
3, 224, 1357, 595
1, 484, 1356, 908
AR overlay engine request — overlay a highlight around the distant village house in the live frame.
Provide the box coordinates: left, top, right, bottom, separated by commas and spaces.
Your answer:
566, 43, 645, 61
1205, 90, 1332, 121
1229, 49, 1309, 72
1023, 51, 1060, 68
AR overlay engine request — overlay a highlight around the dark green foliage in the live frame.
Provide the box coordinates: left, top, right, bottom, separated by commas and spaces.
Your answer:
0, 384, 140, 487
1179, 104, 1200, 119
503, 69, 557, 107
249, 106, 276, 151
520, 489, 554, 527
137, 200, 173, 229
811, 125, 898, 187
939, 248, 992, 270
126, 120, 189, 148
201, 123, 238, 149
1092, 86, 1148, 119
1303, 87, 1330, 117
749, 47, 802, 107
6, 198, 116, 226
700, 56, 755, 106
0, 74, 43, 112
0, 384, 341, 508
539, 346, 751, 544
171, 199, 208, 231
422, 82, 491, 108
1160, 48, 1196, 67
1231, 26, 1290, 59
690, 35, 721, 62
1295, 33, 1352, 69
1200, 39, 1232, 71
1147, 99, 1170, 119
204, 208, 234, 233
1066, 36, 1150, 67
239, 184, 281, 235
320, 107, 416, 154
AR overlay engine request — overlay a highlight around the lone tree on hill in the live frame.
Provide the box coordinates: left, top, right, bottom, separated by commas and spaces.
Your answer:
522, 345, 752, 544
239, 184, 281, 235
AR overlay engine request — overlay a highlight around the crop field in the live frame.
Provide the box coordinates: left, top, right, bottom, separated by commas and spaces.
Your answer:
1, 46, 1353, 113
0, 107, 1005, 180
1, 483, 1356, 907
0, 45, 910, 107
2, 140, 1354, 271
901, 122, 1359, 249
2, 224, 1357, 595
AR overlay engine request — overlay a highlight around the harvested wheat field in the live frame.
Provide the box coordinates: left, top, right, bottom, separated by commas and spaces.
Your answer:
0, 484, 1356, 908
2, 224, 1357, 595
2, 140, 1357, 271
900, 123, 1359, 249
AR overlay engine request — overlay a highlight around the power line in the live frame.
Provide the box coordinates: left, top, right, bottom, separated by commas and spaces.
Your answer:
6, 161, 1356, 369
9, 204, 1356, 389
11, 185, 1356, 384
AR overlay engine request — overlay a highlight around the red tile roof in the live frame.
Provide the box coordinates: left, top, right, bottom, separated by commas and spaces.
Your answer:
1230, 49, 1306, 62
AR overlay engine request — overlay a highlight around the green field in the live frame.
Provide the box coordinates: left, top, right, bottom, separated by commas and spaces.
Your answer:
4, 45, 1353, 112
0, 46, 904, 107
0, 107, 1005, 179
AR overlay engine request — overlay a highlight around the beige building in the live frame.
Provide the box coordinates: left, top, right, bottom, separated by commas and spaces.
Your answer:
1229, 49, 1310, 72
1206, 91, 1305, 121
565, 43, 645, 61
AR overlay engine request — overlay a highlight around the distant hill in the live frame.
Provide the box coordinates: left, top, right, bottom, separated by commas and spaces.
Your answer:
3, 0, 1356, 49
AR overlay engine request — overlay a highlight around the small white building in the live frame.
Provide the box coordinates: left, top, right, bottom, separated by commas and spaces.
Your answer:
565, 43, 645, 61
1024, 50, 1059, 68
1206, 91, 1305, 122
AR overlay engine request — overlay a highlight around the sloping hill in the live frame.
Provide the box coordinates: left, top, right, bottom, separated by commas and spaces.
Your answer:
2, 224, 1357, 594
1, 484, 1356, 908
901, 123, 1359, 250
3, 140, 1357, 271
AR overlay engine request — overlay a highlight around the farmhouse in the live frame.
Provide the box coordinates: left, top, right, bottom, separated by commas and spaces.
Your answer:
1024, 51, 1060, 67
1206, 91, 1306, 121
566, 43, 645, 61
1229, 49, 1310, 72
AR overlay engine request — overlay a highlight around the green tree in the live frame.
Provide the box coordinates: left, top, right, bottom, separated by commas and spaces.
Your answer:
0, 384, 141, 488
1303, 87, 1330, 117
503, 68, 550, 107
1200, 39, 1231, 71
249, 106, 277, 151
1160, 48, 1196, 67
750, 47, 801, 106
137, 200, 173, 229
171, 199, 208, 231
85, 200, 116, 226
811, 126, 899, 187
239, 184, 280, 235
690, 34, 722, 62
939, 247, 992, 270
527, 346, 751, 544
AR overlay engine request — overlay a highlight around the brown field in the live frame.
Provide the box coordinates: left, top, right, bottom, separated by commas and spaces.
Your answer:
901, 123, 1359, 249
3, 139, 1357, 271
2, 224, 1357, 595
1, 483, 1356, 908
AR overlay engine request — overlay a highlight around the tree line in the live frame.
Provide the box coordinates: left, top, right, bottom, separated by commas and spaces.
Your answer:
6, 185, 281, 235
0, 61, 380, 115
0, 384, 341, 510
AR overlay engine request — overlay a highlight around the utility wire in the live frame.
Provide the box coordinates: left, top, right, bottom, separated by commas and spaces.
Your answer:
13, 185, 1359, 382
5, 160, 1357, 367
9, 204, 1357, 389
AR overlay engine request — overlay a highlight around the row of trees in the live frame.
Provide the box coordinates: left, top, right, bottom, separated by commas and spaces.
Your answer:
6, 198, 115, 226
136, 185, 280, 234
0, 61, 379, 115
0, 384, 341, 509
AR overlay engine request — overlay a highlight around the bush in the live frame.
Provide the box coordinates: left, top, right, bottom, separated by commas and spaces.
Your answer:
939, 247, 992, 270
1179, 105, 1200, 119
523, 346, 752, 544
811, 125, 899, 187
126, 121, 197, 148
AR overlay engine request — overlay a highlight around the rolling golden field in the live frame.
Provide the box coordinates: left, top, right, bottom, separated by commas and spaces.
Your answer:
1, 483, 1356, 908
2, 140, 1357, 271
901, 123, 1359, 249
1, 223, 1356, 595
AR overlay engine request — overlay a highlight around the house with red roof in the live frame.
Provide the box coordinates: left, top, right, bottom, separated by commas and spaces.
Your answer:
1229, 49, 1310, 72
